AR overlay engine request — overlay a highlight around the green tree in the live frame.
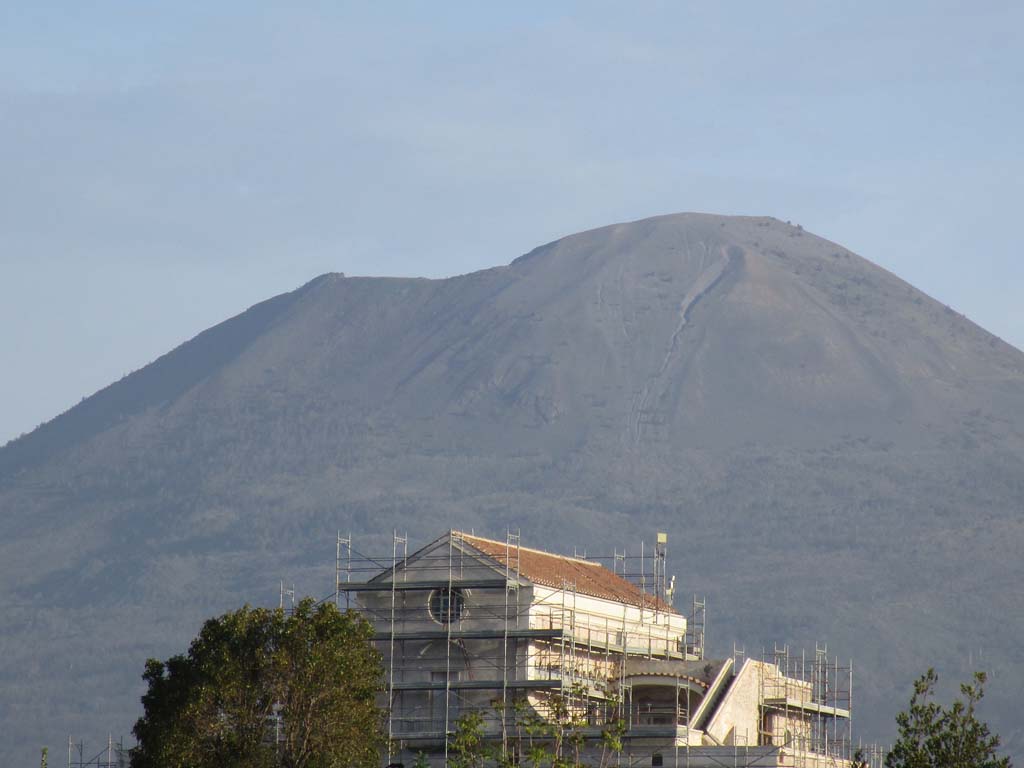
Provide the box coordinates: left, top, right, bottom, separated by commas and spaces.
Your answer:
494, 686, 622, 768
131, 598, 384, 768
449, 710, 488, 768
885, 669, 1011, 768
597, 708, 625, 768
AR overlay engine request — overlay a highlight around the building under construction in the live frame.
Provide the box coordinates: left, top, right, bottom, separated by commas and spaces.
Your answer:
337, 530, 861, 768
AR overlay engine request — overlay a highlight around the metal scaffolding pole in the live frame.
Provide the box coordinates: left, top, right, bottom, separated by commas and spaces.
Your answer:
443, 531, 455, 764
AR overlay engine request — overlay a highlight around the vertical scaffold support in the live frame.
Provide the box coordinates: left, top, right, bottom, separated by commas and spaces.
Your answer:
639, 540, 647, 624
687, 596, 706, 660
443, 530, 456, 765
501, 529, 521, 758
387, 530, 408, 760
654, 533, 668, 621
336, 532, 352, 609
279, 580, 295, 611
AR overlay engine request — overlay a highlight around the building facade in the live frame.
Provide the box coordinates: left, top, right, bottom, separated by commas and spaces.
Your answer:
339, 531, 854, 768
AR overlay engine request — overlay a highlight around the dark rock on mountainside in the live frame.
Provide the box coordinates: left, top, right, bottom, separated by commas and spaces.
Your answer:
2, 213, 1023, 763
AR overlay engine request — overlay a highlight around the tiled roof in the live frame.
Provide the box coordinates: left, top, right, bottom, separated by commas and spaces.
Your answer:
456, 532, 676, 613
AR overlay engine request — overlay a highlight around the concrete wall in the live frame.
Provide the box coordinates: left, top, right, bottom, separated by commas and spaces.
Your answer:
360, 536, 533, 740
358, 536, 530, 634
704, 659, 763, 746
530, 585, 687, 655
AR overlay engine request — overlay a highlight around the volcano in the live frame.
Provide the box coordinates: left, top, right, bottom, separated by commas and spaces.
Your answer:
2, 213, 1023, 763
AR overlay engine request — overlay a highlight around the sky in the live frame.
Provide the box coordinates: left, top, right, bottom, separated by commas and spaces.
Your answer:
2, 1, 1022, 444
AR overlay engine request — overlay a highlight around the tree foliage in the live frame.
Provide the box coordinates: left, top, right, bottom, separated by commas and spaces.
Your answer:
451, 686, 625, 768
131, 598, 384, 768
449, 710, 488, 768
885, 669, 1011, 768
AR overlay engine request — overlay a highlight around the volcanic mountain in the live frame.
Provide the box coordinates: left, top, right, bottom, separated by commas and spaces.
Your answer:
2, 214, 1023, 763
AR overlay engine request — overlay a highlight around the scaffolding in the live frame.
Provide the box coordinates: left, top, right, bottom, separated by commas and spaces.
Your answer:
853, 742, 888, 768
66, 737, 128, 768
686, 596, 706, 661
758, 644, 854, 767
335, 530, 869, 768
337, 533, 690, 758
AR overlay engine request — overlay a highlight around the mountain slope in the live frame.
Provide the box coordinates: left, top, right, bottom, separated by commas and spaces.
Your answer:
2, 213, 1023, 763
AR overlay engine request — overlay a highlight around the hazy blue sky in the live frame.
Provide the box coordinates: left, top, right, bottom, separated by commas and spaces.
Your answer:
2, 2, 1022, 444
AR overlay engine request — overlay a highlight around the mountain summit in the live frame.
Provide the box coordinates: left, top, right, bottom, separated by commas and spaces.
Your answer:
2, 213, 1023, 762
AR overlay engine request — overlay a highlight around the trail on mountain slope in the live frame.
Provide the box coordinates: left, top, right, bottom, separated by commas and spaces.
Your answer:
631, 244, 740, 442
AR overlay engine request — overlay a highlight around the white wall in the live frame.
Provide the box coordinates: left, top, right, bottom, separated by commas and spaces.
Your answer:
704, 659, 763, 746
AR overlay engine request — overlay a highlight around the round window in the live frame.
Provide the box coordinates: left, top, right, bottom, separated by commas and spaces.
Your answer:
428, 587, 465, 624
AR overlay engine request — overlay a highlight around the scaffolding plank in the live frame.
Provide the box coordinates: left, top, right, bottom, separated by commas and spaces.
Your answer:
392, 679, 563, 691
761, 697, 851, 718
374, 628, 563, 641
338, 578, 510, 591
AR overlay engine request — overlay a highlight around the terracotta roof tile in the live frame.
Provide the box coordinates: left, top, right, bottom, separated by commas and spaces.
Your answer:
457, 532, 676, 613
